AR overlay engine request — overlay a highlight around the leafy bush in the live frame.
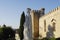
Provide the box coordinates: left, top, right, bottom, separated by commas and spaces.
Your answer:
48, 37, 56, 40
41, 37, 56, 40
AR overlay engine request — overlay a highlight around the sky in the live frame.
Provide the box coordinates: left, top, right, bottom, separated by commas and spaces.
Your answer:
0, 0, 60, 29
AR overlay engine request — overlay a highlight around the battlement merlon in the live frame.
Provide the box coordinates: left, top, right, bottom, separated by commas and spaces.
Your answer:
39, 8, 45, 15
27, 8, 31, 14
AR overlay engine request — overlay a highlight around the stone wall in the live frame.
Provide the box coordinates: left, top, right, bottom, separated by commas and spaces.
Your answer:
39, 6, 60, 38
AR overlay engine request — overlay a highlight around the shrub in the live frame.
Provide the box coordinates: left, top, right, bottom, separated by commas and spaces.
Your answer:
41, 37, 56, 40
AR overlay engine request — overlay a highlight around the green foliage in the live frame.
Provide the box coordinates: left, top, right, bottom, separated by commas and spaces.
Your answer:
40, 37, 56, 40
0, 28, 3, 32
48, 37, 56, 40
0, 28, 3, 39
0, 24, 15, 40
19, 26, 24, 39
20, 11, 25, 26
19, 11, 25, 40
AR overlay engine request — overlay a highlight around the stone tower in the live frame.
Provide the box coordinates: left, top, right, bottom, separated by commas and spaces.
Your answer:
27, 8, 32, 40
30, 8, 45, 39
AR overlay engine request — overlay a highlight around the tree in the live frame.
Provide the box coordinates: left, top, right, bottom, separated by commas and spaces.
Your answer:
0, 24, 15, 40
20, 11, 25, 26
0, 27, 3, 40
19, 11, 25, 40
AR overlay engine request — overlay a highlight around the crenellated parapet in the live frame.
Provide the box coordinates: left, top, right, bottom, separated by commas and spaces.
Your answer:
31, 10, 40, 13
40, 6, 60, 18
48, 6, 60, 14
31, 8, 45, 18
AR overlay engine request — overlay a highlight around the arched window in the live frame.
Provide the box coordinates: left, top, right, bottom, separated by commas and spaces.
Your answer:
51, 19, 56, 31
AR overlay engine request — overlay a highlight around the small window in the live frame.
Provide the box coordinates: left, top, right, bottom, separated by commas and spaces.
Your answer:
44, 20, 46, 32
52, 22, 56, 31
